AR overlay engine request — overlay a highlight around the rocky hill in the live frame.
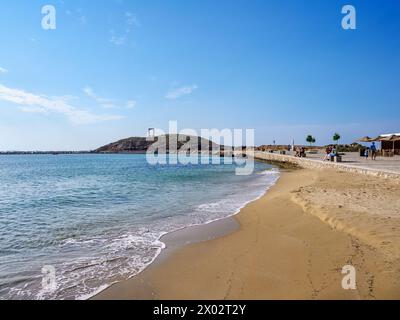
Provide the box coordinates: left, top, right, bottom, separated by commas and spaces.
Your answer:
95, 135, 221, 154
95, 137, 152, 153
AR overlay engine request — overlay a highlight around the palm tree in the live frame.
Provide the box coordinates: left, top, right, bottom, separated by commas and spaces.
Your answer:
306, 135, 314, 146
333, 132, 341, 150
312, 137, 316, 146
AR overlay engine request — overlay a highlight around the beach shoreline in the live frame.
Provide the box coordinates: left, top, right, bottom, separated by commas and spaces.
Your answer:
89, 166, 281, 300
94, 167, 400, 300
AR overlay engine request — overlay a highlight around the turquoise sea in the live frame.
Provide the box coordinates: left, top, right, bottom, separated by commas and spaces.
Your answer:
0, 154, 279, 300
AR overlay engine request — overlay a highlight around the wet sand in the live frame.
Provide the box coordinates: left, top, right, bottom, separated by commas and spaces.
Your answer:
94, 168, 400, 300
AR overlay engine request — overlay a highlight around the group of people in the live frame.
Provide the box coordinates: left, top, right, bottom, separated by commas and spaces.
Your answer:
323, 142, 378, 161
291, 142, 379, 162
294, 146, 306, 157
323, 145, 338, 161
364, 142, 378, 160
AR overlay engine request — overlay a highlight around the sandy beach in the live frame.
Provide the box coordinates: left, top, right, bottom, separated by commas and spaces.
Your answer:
94, 167, 400, 300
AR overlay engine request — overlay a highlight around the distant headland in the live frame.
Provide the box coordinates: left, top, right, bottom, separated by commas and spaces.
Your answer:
0, 135, 222, 155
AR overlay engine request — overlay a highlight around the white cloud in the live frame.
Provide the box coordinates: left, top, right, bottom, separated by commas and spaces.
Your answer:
19, 106, 47, 114
166, 85, 198, 100
83, 86, 99, 100
109, 34, 127, 46
109, 12, 140, 46
83, 86, 136, 110
125, 12, 141, 27
0, 84, 124, 124
126, 100, 137, 109
64, 8, 87, 24
82, 86, 95, 98
83, 86, 117, 109
0, 67, 8, 74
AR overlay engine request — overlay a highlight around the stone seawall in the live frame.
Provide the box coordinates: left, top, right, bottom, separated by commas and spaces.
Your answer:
251, 151, 400, 182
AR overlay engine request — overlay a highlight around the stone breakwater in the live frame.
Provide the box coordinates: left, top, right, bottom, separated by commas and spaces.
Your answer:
249, 151, 400, 183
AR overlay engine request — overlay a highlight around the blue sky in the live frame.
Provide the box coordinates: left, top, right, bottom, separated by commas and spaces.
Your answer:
0, 0, 399, 150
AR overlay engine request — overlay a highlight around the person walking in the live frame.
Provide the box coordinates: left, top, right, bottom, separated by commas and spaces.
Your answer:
370, 142, 377, 160
365, 147, 370, 160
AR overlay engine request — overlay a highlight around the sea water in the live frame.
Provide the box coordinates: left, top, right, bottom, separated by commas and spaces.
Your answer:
0, 154, 279, 300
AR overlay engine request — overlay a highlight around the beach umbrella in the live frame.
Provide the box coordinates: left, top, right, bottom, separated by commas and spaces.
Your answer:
357, 136, 374, 142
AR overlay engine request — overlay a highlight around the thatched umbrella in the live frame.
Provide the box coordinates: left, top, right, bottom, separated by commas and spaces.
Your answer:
357, 136, 374, 142
358, 136, 383, 142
